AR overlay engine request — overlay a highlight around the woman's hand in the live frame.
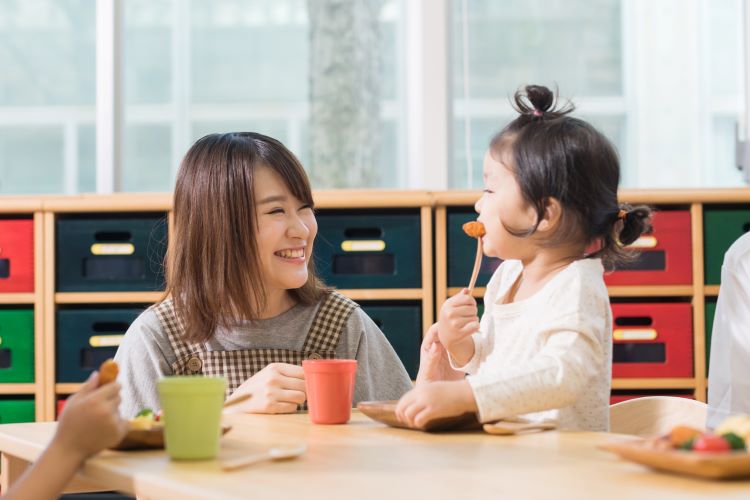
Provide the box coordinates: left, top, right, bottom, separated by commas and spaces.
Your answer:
395, 380, 478, 429
52, 371, 129, 464
416, 323, 466, 385
225, 363, 306, 414
438, 289, 479, 364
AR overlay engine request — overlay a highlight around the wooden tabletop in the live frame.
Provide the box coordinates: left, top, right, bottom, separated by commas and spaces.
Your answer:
0, 411, 748, 499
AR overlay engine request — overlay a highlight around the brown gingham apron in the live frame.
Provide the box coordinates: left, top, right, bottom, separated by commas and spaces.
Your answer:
152, 291, 358, 407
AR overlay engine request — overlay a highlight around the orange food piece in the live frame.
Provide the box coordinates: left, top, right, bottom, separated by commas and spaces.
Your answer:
668, 425, 703, 448
462, 221, 486, 238
98, 359, 119, 386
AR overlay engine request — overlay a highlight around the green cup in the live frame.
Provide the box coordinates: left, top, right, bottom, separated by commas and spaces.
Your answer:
157, 376, 226, 460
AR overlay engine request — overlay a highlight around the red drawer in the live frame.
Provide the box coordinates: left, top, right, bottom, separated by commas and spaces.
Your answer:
604, 211, 692, 285
0, 219, 34, 293
57, 398, 66, 418
611, 303, 693, 378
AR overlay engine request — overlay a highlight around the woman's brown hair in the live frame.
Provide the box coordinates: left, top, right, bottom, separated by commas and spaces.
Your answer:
163, 132, 328, 342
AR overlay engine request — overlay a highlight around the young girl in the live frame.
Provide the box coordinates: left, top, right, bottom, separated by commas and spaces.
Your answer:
4, 372, 127, 500
115, 132, 412, 417
397, 85, 651, 431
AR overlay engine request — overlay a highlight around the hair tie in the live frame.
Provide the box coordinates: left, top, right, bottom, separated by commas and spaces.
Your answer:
618, 209, 628, 221
532, 109, 542, 117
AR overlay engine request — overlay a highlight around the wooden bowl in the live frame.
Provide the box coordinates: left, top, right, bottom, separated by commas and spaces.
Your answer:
111, 424, 232, 451
357, 400, 480, 432
601, 440, 750, 480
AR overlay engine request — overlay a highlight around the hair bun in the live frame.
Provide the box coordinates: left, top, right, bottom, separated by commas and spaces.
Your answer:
513, 84, 575, 118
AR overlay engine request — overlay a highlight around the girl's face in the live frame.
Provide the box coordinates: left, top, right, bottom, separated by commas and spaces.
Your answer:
254, 166, 317, 291
475, 150, 538, 260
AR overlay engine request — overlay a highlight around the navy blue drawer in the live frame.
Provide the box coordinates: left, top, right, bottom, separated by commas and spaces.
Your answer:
57, 307, 144, 382
315, 211, 421, 288
56, 214, 167, 292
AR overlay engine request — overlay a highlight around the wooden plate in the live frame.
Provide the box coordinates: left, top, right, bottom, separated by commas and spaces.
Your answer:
602, 440, 750, 480
357, 400, 480, 432
111, 424, 232, 451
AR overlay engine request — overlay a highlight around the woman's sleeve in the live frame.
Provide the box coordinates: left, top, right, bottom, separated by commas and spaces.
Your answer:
338, 309, 413, 404
114, 308, 174, 418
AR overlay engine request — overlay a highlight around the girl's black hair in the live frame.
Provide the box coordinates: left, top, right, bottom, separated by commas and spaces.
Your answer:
490, 84, 652, 270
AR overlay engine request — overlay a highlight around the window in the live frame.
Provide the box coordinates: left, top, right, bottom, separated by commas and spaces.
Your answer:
0, 0, 96, 193
123, 0, 406, 192
450, 0, 744, 188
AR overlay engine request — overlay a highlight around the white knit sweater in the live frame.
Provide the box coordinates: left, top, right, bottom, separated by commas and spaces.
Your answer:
452, 258, 612, 431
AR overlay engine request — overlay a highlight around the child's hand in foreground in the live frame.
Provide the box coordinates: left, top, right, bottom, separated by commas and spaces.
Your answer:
52, 371, 128, 463
438, 289, 479, 363
416, 323, 466, 385
395, 380, 478, 429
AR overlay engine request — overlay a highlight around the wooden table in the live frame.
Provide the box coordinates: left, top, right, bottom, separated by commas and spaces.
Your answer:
0, 411, 748, 499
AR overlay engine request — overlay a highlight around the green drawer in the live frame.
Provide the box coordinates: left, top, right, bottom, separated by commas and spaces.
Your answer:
447, 209, 502, 288
0, 399, 35, 423
704, 207, 750, 284
56, 214, 167, 292
0, 309, 34, 383
360, 302, 421, 379
705, 300, 716, 372
57, 307, 143, 382
315, 211, 422, 289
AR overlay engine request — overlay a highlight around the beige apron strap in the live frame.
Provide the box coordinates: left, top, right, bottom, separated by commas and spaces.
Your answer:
152, 299, 204, 374
302, 291, 359, 356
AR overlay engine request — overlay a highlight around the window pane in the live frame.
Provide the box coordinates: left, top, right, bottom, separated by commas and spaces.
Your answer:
450, 0, 744, 189
123, 0, 406, 191
0, 0, 95, 194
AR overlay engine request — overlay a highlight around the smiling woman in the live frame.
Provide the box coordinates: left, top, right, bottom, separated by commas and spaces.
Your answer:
113, 132, 413, 418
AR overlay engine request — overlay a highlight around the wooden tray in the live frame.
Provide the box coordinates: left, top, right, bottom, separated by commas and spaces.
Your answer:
111, 424, 232, 451
357, 400, 480, 432
602, 440, 750, 480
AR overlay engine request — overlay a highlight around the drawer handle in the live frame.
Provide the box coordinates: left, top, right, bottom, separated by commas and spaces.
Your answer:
627, 235, 658, 249
90, 243, 135, 256
341, 240, 386, 252
613, 328, 657, 341
89, 335, 125, 347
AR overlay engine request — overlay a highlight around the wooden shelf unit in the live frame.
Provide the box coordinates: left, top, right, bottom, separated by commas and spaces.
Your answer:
2, 188, 749, 420
433, 189, 750, 403
0, 199, 46, 420
16, 191, 436, 420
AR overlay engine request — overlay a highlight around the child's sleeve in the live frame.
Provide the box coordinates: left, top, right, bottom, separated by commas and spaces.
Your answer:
466, 282, 609, 423
114, 309, 174, 418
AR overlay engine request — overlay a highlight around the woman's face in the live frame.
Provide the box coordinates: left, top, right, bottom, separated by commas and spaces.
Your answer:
253, 166, 317, 291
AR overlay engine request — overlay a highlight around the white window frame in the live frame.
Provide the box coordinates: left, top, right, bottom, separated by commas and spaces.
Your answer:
91, 0, 750, 193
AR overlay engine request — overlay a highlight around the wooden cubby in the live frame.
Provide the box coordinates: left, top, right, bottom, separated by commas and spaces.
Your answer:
1, 187, 749, 419
0, 198, 46, 421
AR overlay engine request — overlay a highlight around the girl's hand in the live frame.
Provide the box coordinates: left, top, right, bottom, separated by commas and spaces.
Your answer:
395, 380, 478, 429
438, 289, 480, 354
52, 372, 128, 463
225, 363, 306, 414
416, 323, 466, 385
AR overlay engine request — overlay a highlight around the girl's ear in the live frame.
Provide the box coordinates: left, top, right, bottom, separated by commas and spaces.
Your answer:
536, 197, 562, 233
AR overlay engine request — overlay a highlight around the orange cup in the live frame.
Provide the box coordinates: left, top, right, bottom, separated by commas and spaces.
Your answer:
302, 359, 357, 424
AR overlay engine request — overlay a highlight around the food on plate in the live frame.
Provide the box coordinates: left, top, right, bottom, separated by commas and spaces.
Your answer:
651, 418, 750, 453
129, 408, 163, 431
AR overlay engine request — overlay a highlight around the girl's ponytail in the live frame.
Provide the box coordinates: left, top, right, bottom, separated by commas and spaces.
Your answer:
617, 204, 653, 246
594, 203, 653, 270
